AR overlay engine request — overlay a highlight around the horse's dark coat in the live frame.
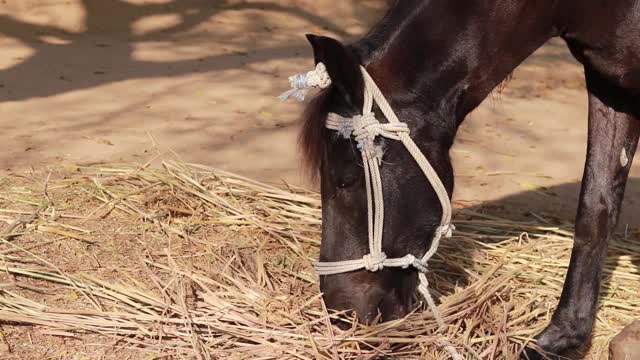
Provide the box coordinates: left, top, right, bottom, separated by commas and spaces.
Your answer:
300, 1, 640, 358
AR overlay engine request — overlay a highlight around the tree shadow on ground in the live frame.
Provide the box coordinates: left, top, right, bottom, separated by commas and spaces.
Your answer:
0, 0, 377, 102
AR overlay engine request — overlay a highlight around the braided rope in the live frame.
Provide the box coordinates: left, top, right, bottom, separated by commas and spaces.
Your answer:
281, 63, 461, 360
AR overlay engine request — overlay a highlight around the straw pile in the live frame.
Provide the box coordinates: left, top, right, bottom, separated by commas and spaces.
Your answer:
0, 160, 637, 359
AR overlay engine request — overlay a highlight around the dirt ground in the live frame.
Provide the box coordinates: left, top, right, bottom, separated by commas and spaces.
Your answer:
2, 0, 640, 222
1, 0, 639, 358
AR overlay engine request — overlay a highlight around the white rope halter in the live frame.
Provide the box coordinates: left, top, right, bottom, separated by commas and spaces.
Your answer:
281, 63, 461, 360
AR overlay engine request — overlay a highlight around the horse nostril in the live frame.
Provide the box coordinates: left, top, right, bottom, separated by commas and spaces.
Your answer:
330, 316, 353, 330
379, 288, 414, 322
361, 306, 382, 325
324, 292, 384, 327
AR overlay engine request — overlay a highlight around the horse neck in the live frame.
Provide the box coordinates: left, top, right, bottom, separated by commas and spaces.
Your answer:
354, 0, 558, 131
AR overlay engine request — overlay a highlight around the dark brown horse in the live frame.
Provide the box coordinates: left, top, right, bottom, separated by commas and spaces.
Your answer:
297, 0, 640, 358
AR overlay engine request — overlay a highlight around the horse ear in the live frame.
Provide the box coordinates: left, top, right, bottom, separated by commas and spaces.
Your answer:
306, 34, 364, 109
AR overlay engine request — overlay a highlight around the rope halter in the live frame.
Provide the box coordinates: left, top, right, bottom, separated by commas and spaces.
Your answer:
281, 62, 461, 360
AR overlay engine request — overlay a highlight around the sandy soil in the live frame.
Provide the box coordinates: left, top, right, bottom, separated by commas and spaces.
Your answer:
2, 0, 640, 222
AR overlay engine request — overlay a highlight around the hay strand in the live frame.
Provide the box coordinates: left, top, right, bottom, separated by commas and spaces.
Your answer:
0, 160, 637, 359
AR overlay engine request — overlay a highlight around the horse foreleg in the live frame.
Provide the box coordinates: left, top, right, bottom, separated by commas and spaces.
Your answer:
525, 70, 640, 359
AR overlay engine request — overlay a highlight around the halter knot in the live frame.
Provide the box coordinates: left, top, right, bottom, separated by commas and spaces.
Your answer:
352, 112, 382, 136
399, 254, 416, 269
438, 224, 456, 238
352, 113, 385, 160
279, 63, 332, 102
304, 63, 332, 89
390, 254, 429, 272
412, 259, 429, 273
362, 252, 387, 272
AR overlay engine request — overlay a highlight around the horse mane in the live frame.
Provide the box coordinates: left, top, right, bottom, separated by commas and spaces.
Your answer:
298, 89, 331, 181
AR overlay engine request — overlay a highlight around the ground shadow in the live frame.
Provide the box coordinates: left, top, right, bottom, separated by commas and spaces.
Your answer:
0, 0, 372, 102
455, 174, 640, 267
437, 177, 640, 355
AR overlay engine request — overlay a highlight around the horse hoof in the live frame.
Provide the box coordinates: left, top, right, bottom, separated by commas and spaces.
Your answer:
528, 320, 592, 359
610, 320, 640, 360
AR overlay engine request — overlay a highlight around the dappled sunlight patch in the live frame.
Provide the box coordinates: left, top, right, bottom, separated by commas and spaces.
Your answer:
0, 38, 35, 71
0, 0, 86, 33
37, 35, 72, 45
132, 13, 184, 37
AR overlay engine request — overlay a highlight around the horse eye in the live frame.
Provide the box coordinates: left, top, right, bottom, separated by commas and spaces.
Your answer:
336, 174, 358, 189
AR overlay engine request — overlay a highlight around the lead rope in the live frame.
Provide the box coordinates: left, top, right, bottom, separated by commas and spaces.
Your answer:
281, 64, 461, 360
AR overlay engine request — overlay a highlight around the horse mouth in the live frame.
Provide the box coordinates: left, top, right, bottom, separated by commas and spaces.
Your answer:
322, 273, 416, 328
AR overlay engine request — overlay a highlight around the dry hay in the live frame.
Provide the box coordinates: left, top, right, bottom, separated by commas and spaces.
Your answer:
0, 159, 638, 359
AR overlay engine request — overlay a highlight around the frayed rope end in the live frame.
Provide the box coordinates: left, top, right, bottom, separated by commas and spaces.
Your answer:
279, 63, 332, 102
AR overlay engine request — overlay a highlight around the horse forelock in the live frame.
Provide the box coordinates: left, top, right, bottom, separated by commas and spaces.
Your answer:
298, 89, 331, 181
